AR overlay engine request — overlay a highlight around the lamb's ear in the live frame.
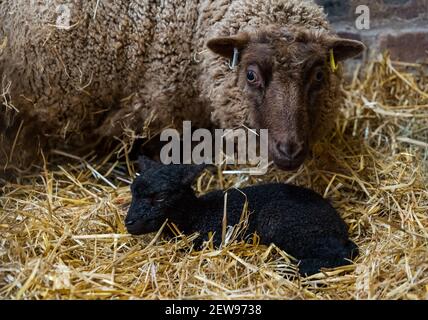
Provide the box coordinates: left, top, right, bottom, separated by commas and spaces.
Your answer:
181, 164, 214, 186
207, 33, 250, 59
327, 37, 366, 61
138, 155, 161, 173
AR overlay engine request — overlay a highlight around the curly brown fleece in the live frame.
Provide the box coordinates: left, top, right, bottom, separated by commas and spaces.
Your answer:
0, 0, 337, 175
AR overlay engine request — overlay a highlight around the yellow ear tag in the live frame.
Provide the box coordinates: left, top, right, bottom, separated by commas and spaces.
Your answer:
330, 49, 338, 73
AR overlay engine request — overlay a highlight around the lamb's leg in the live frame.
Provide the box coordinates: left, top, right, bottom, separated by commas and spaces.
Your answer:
296, 236, 358, 260
298, 257, 354, 276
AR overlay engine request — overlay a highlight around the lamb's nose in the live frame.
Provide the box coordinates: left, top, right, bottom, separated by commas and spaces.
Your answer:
276, 141, 304, 161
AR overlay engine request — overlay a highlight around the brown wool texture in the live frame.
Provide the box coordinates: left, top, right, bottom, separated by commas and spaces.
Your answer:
0, 0, 337, 173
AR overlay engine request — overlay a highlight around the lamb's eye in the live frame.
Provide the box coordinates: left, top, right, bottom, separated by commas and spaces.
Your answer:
148, 193, 166, 206
154, 193, 166, 202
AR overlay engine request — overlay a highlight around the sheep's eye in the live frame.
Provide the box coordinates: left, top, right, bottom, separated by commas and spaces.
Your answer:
247, 70, 257, 83
314, 70, 324, 82
246, 65, 264, 88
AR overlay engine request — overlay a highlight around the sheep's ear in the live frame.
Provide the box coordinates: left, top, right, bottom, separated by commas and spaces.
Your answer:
207, 33, 250, 59
138, 155, 161, 172
328, 37, 366, 61
181, 164, 214, 186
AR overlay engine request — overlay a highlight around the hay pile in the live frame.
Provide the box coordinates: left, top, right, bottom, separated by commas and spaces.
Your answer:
1, 54, 427, 300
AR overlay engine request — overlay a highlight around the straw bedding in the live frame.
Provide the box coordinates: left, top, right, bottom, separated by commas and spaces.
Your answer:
0, 54, 427, 300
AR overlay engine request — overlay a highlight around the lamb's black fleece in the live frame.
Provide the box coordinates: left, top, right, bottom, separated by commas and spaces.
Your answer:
126, 157, 358, 276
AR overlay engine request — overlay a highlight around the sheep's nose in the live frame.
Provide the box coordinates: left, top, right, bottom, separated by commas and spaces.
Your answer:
276, 141, 304, 161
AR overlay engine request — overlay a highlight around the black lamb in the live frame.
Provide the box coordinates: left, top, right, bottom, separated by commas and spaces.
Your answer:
125, 156, 358, 276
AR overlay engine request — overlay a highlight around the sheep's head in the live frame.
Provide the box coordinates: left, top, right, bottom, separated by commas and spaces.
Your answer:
125, 156, 209, 235
207, 26, 365, 170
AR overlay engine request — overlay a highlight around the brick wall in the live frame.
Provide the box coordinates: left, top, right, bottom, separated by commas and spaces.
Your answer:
315, 0, 428, 63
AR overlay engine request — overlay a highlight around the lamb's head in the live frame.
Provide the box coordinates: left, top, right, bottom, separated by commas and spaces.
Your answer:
125, 156, 209, 235
207, 26, 365, 170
